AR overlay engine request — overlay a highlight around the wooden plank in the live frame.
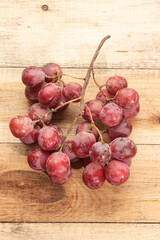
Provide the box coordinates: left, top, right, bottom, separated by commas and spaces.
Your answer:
0, 143, 159, 222
0, 68, 160, 144
0, 223, 159, 240
0, 0, 160, 68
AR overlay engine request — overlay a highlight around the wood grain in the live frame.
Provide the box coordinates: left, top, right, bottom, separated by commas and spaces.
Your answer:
0, 223, 160, 240
0, 0, 160, 68
1, 68, 160, 144
0, 143, 159, 222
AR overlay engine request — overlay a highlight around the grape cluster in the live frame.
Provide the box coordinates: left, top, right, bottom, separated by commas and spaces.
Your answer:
9, 62, 140, 190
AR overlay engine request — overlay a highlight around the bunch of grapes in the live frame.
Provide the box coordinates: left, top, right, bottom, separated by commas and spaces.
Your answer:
9, 63, 139, 190
9, 36, 140, 190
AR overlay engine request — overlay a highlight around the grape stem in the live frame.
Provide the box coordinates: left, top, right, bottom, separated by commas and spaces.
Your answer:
85, 104, 104, 143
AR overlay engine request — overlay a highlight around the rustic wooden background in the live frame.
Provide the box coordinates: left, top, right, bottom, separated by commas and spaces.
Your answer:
0, 0, 160, 239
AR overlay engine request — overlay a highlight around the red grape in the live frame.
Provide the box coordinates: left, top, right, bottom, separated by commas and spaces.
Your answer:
76, 121, 99, 139
105, 160, 130, 186
98, 132, 112, 143
42, 63, 62, 83
46, 152, 70, 178
83, 100, 103, 122
28, 103, 52, 127
28, 146, 50, 171
82, 156, 92, 167
82, 163, 105, 189
20, 126, 40, 145
106, 76, 128, 95
62, 82, 82, 102
110, 137, 137, 161
115, 88, 139, 108
121, 158, 132, 167
108, 118, 132, 139
62, 140, 79, 162
123, 102, 140, 119
89, 142, 111, 166
25, 82, 44, 101
22, 66, 45, 87
54, 88, 69, 111
50, 167, 72, 185
100, 102, 123, 127
38, 83, 61, 107
37, 126, 59, 151
72, 131, 96, 158
96, 89, 114, 104
9, 115, 33, 138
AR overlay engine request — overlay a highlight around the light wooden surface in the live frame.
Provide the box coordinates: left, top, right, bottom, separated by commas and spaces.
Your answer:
0, 0, 160, 239
0, 223, 160, 240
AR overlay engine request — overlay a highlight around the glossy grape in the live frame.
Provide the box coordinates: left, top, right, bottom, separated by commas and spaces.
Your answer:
62, 140, 79, 162
82, 163, 105, 189
38, 83, 61, 107
63, 82, 82, 102
72, 131, 96, 158
100, 102, 123, 127
22, 66, 45, 87
50, 168, 72, 185
89, 142, 111, 166
46, 152, 70, 178
37, 126, 59, 151
28, 103, 52, 127
42, 63, 62, 83
20, 126, 40, 145
54, 88, 69, 111
108, 118, 132, 139
76, 121, 99, 139
110, 137, 137, 161
25, 82, 44, 101
123, 102, 140, 119
115, 88, 139, 108
83, 100, 103, 122
28, 146, 50, 171
106, 76, 128, 95
9, 115, 33, 138
96, 89, 114, 104
105, 160, 130, 186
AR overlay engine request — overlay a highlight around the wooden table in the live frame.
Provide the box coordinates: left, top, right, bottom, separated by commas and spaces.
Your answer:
0, 1, 160, 239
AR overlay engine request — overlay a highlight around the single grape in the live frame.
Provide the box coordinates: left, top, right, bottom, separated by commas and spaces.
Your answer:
76, 121, 99, 139
62, 140, 79, 162
22, 66, 45, 87
108, 118, 132, 139
46, 152, 70, 178
96, 89, 114, 104
51, 125, 64, 150
54, 88, 69, 111
9, 115, 33, 138
28, 103, 52, 127
82, 100, 103, 122
123, 102, 140, 119
115, 88, 139, 108
38, 83, 61, 107
81, 156, 92, 167
50, 168, 72, 185
25, 82, 44, 101
42, 63, 62, 83
27, 146, 50, 171
37, 126, 59, 151
110, 137, 137, 161
72, 131, 96, 158
20, 126, 40, 145
106, 76, 128, 95
98, 132, 112, 143
62, 82, 82, 102
105, 160, 130, 186
89, 142, 111, 166
82, 163, 105, 189
100, 102, 123, 127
